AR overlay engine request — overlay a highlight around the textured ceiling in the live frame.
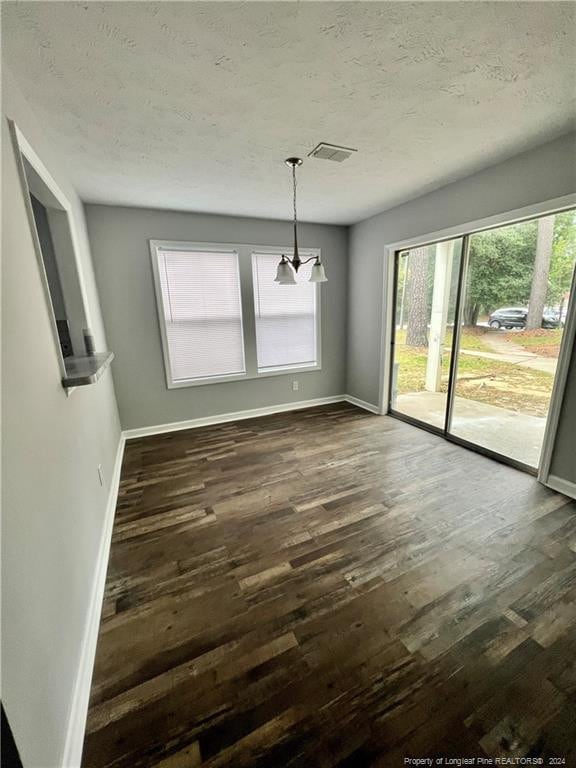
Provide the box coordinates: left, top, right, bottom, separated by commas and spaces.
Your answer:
3, 1, 575, 224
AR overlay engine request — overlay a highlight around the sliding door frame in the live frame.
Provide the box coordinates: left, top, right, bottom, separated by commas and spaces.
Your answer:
381, 193, 576, 481
443, 234, 469, 435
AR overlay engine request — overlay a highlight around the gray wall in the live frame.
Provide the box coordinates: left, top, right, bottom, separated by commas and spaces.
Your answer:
347, 132, 576, 484
1, 69, 121, 766
86, 205, 348, 430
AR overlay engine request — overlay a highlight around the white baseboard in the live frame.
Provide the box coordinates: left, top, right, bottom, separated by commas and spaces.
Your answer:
61, 435, 126, 768
344, 394, 382, 414
122, 395, 349, 440
544, 474, 576, 500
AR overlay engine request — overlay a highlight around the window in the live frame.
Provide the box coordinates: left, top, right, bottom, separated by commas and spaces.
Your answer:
150, 241, 323, 388
153, 247, 245, 385
252, 252, 319, 371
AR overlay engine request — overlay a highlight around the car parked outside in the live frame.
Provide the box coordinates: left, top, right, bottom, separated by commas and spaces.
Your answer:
488, 307, 561, 329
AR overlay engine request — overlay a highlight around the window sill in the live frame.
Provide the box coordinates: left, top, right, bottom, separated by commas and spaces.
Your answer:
168, 363, 321, 389
257, 363, 320, 375
62, 351, 114, 388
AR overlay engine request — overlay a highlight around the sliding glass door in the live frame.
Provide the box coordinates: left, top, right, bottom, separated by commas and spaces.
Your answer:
449, 213, 575, 467
389, 208, 576, 472
390, 238, 463, 430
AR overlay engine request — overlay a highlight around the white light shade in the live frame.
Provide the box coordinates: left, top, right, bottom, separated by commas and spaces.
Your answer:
274, 260, 296, 284
309, 261, 327, 282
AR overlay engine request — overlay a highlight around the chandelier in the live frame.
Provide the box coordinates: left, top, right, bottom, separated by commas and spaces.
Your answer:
274, 157, 328, 284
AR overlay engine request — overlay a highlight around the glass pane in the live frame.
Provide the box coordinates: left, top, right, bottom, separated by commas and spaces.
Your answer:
391, 238, 463, 428
252, 252, 317, 370
450, 211, 576, 468
157, 249, 246, 382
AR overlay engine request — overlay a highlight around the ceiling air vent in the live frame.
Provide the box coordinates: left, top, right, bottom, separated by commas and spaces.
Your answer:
308, 142, 358, 162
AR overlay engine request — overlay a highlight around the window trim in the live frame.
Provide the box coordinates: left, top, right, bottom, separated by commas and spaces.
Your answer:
149, 240, 323, 389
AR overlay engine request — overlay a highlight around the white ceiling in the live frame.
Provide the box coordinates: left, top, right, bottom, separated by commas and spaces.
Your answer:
3, 2, 575, 225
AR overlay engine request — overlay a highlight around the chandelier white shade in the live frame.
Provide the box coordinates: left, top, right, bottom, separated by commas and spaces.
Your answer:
274, 256, 296, 285
310, 258, 328, 282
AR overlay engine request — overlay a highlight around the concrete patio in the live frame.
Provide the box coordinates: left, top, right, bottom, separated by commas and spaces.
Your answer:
395, 391, 546, 467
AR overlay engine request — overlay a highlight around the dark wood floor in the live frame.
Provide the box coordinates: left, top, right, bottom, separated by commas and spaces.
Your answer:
83, 403, 576, 768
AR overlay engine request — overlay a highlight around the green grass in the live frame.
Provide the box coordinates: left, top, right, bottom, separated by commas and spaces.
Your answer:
394, 343, 554, 417
509, 329, 562, 346
505, 328, 562, 358
395, 327, 492, 353
446, 327, 492, 352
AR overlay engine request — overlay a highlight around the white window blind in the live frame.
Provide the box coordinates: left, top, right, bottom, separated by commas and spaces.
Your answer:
252, 252, 318, 371
155, 248, 245, 383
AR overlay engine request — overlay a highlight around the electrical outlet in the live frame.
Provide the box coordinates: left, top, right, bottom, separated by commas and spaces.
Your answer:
292, 380, 299, 392
98, 464, 104, 487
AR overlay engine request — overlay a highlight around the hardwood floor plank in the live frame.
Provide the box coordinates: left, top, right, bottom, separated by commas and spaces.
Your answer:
82, 404, 576, 767
153, 741, 201, 768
